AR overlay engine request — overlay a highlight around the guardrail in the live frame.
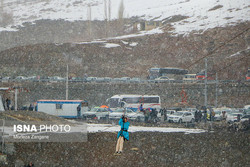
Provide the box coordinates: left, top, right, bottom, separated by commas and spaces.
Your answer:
0, 78, 249, 84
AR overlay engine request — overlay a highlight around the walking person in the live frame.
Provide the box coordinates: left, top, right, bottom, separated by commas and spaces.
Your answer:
203, 110, 207, 123
144, 108, 150, 123
198, 110, 202, 122
77, 104, 81, 118
6, 98, 11, 110
211, 110, 215, 122
115, 115, 130, 155
194, 110, 198, 122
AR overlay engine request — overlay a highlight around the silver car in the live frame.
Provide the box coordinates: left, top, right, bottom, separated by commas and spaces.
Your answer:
82, 107, 109, 120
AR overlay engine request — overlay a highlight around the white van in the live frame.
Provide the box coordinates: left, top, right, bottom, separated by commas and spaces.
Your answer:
183, 74, 196, 82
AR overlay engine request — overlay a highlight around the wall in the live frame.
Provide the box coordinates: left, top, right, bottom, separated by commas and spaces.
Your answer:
0, 81, 249, 109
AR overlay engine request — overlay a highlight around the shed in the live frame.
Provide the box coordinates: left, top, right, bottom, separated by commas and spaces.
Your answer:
37, 100, 88, 118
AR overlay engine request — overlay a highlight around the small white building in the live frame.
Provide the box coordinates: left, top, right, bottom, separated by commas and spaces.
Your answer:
37, 100, 88, 118
0, 95, 4, 111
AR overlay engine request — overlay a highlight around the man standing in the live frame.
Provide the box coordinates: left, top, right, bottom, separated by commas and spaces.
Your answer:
6, 98, 11, 110
77, 104, 81, 118
115, 115, 130, 155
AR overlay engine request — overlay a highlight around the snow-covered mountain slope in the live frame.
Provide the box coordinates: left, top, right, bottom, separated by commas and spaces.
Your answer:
1, 0, 249, 34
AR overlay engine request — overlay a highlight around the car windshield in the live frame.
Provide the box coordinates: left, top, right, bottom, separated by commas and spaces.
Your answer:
126, 109, 133, 113
215, 111, 221, 114
113, 109, 124, 113
90, 108, 99, 112
230, 113, 241, 116
97, 108, 108, 112
173, 112, 183, 116
242, 115, 250, 118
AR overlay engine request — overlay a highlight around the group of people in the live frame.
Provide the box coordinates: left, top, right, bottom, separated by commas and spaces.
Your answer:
194, 110, 216, 123
139, 104, 158, 123
2, 97, 12, 110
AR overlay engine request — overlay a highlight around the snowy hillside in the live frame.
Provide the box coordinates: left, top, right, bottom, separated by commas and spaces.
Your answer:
1, 0, 249, 34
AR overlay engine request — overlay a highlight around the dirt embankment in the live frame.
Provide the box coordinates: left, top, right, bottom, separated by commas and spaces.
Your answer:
4, 131, 249, 167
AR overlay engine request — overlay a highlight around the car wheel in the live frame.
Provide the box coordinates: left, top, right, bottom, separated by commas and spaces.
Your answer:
136, 116, 141, 122
191, 118, 194, 123
178, 119, 182, 123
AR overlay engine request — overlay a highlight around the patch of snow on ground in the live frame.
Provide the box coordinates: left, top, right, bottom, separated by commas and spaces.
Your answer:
121, 40, 129, 45
87, 124, 206, 134
129, 42, 138, 47
109, 27, 164, 40
227, 46, 250, 58
75, 41, 107, 45
103, 43, 121, 48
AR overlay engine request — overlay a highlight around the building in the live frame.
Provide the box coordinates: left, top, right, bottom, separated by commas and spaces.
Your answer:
37, 100, 88, 118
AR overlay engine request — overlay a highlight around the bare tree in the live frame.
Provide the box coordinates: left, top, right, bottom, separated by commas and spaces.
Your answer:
117, 0, 125, 34
0, 0, 14, 26
108, 0, 111, 21
118, 0, 124, 20
0, 0, 3, 11
87, 4, 92, 39
104, 0, 112, 37
104, 0, 107, 20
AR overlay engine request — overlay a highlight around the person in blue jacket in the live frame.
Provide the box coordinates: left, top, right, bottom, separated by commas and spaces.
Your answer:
115, 115, 130, 154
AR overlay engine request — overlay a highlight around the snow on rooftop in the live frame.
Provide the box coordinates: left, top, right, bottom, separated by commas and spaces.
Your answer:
1, 0, 249, 35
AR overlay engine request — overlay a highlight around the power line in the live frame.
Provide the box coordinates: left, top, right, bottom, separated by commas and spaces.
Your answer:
185, 26, 250, 70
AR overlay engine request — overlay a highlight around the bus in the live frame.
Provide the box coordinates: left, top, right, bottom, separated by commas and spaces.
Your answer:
107, 94, 161, 112
246, 68, 250, 81
148, 67, 188, 80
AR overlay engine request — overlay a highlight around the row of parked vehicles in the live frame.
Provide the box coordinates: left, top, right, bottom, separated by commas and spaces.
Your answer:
167, 106, 250, 124
1, 75, 247, 83
82, 107, 145, 121
81, 105, 250, 124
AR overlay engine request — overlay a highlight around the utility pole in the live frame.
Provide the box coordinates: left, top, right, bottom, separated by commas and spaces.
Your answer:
14, 87, 18, 111
204, 58, 208, 108
215, 73, 218, 108
66, 64, 69, 100
1, 119, 4, 153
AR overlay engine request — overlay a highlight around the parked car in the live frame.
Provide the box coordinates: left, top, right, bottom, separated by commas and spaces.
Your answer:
240, 115, 250, 123
27, 76, 37, 81
214, 110, 223, 121
183, 74, 196, 82
127, 111, 145, 122
104, 77, 112, 82
120, 77, 130, 82
112, 78, 122, 83
85, 77, 97, 82
109, 108, 135, 120
226, 113, 243, 123
167, 111, 195, 123
155, 76, 174, 83
2, 77, 11, 82
15, 76, 27, 80
82, 107, 109, 120
96, 77, 106, 83
130, 78, 141, 83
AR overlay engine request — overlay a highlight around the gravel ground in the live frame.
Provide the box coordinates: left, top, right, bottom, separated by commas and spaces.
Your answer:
4, 131, 250, 167
0, 111, 249, 167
